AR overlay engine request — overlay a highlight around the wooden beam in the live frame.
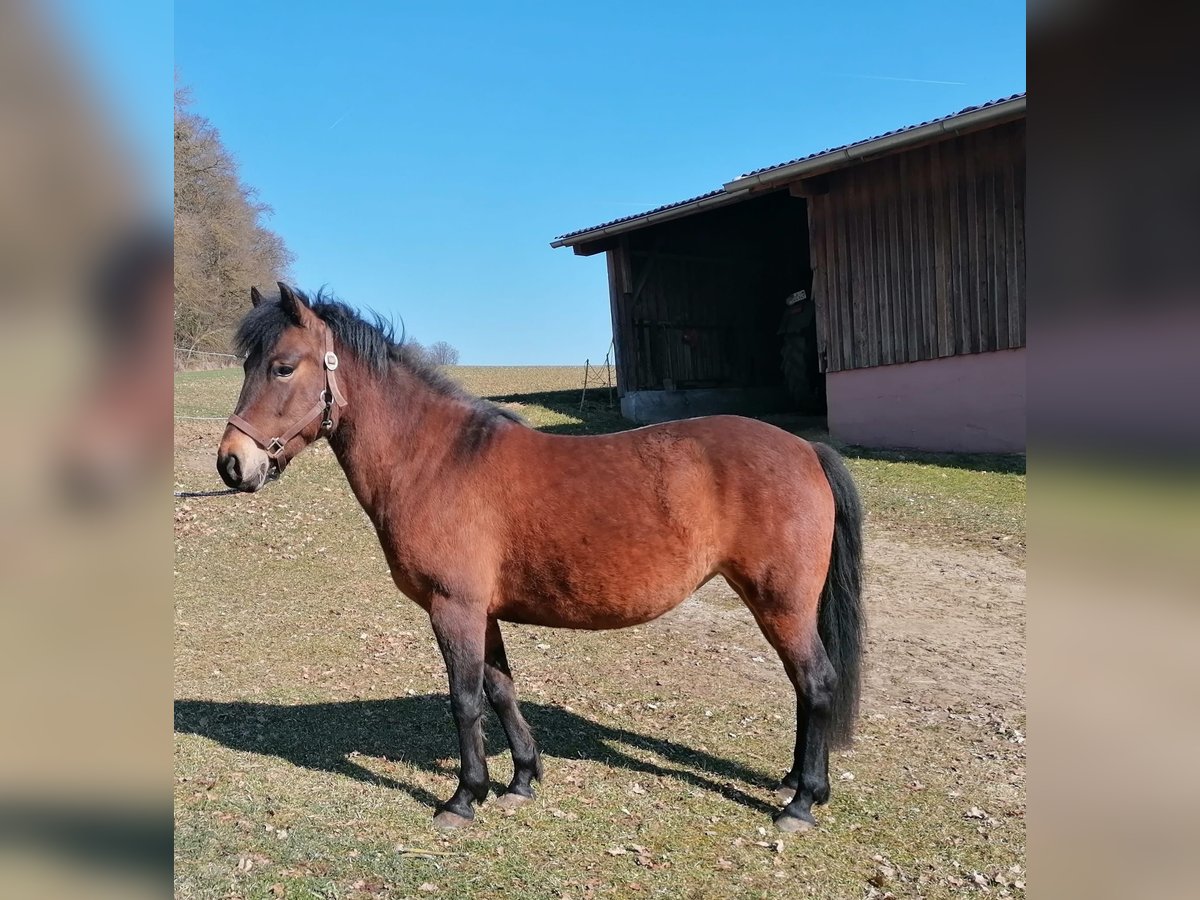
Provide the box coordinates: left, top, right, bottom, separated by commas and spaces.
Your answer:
617, 237, 633, 294
572, 237, 615, 257
605, 250, 629, 396
789, 175, 830, 197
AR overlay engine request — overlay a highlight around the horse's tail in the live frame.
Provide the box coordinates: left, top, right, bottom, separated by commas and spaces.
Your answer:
812, 442, 865, 749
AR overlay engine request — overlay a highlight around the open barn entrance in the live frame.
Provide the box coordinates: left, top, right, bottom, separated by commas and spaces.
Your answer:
605, 190, 824, 422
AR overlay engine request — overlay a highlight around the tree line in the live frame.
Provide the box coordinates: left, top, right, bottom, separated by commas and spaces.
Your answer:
174, 86, 459, 367
174, 86, 292, 354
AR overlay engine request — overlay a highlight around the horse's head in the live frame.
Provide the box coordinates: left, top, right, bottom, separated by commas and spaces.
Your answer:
217, 283, 346, 492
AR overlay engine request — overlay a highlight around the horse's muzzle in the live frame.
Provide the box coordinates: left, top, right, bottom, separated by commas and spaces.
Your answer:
217, 448, 270, 492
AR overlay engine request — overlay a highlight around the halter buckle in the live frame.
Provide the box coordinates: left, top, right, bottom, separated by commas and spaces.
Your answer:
266, 437, 286, 457
324, 351, 339, 371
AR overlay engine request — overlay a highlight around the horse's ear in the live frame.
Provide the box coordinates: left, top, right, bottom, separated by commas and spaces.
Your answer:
250, 286, 264, 307
277, 282, 312, 325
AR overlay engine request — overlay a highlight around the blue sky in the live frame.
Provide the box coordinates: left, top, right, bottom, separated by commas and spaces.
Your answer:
173, 3, 1022, 363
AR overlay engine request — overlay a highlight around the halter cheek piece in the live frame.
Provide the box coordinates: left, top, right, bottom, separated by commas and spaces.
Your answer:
227, 326, 347, 464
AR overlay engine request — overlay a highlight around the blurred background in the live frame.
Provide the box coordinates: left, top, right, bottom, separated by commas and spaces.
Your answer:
0, 0, 1196, 896
1029, 1, 1200, 898
0, 1, 170, 897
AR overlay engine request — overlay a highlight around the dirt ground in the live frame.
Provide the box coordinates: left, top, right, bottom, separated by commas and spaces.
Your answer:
674, 528, 1025, 714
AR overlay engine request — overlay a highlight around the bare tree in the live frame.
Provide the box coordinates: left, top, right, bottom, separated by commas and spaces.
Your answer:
402, 339, 430, 366
174, 84, 293, 353
427, 341, 461, 366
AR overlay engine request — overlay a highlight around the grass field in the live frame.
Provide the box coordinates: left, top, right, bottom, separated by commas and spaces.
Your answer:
175, 366, 1026, 899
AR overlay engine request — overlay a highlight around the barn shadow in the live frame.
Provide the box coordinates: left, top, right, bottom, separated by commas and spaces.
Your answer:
174, 696, 777, 815
834, 444, 1026, 475
484, 389, 627, 436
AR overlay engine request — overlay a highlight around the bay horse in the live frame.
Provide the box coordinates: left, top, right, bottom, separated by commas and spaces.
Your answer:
216, 284, 865, 834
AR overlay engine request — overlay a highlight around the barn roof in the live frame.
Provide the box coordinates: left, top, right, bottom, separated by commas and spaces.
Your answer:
550, 188, 749, 246
551, 92, 1025, 250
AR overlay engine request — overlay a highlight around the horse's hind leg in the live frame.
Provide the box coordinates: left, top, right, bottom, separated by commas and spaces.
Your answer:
484, 618, 543, 809
738, 583, 837, 833
774, 631, 836, 833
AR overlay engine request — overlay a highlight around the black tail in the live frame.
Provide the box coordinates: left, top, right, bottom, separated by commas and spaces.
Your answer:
812, 443, 865, 749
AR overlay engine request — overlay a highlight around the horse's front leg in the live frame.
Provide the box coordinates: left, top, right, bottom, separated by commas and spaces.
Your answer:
429, 598, 489, 829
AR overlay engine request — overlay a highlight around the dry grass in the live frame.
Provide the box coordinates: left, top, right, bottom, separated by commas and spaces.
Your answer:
175, 367, 1026, 899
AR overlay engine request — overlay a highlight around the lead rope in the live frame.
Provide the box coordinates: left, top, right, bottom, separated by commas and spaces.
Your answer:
174, 471, 282, 498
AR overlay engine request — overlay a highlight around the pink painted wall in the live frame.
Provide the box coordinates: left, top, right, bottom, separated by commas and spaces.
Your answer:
827, 348, 1025, 453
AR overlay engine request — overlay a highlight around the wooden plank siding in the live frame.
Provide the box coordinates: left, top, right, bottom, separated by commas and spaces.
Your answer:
809, 120, 1026, 373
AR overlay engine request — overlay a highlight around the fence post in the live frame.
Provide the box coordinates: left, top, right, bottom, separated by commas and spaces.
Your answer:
605, 341, 614, 408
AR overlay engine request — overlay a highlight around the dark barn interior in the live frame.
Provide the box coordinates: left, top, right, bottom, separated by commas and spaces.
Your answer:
602, 190, 822, 420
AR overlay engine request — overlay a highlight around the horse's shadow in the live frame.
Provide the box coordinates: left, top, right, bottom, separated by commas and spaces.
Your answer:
174, 696, 778, 815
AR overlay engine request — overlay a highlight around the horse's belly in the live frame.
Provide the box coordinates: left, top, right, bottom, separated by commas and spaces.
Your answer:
493, 574, 700, 630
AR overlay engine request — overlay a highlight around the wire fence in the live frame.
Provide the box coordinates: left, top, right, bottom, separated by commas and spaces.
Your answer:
579, 340, 616, 412
174, 346, 238, 421
174, 347, 241, 372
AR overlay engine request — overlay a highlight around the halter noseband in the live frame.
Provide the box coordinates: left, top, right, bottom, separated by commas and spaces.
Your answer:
227, 325, 347, 465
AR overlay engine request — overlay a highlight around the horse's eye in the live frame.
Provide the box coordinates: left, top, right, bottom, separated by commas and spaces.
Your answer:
274, 364, 295, 378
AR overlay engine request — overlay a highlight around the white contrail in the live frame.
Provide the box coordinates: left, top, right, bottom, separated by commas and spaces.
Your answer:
841, 74, 967, 86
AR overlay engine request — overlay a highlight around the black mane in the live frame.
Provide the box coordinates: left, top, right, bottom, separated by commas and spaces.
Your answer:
234, 287, 523, 426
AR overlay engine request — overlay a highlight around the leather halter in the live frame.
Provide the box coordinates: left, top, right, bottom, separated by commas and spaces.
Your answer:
227, 325, 347, 464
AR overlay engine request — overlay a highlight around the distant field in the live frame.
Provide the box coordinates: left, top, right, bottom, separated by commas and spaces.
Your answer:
444, 366, 595, 396
175, 365, 1025, 900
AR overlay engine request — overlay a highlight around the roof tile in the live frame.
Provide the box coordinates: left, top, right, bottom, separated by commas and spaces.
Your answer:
736, 93, 1025, 179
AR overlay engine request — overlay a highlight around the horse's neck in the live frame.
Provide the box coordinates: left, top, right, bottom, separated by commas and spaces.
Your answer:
328, 363, 468, 522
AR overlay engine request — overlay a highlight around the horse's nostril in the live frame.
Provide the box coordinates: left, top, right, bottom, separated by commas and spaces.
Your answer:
224, 453, 241, 484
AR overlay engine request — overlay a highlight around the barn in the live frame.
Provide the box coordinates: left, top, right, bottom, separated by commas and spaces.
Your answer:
551, 94, 1026, 453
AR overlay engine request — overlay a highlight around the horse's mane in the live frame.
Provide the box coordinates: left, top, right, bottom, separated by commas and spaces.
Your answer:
234, 287, 523, 425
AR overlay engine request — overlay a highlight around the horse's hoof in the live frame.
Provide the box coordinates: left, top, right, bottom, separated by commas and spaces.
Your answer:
775, 785, 797, 804
432, 810, 473, 831
774, 813, 816, 834
493, 792, 533, 811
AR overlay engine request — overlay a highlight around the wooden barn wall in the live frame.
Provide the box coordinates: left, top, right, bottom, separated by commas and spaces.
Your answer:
808, 120, 1026, 373
605, 193, 808, 394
